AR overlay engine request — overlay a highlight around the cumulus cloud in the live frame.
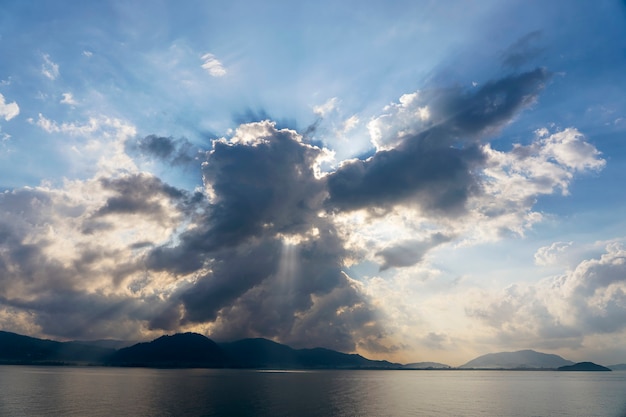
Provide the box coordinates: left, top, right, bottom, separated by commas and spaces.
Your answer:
0, 93, 19, 121
201, 53, 226, 77
465, 126, 604, 239
534, 241, 573, 266
466, 243, 626, 349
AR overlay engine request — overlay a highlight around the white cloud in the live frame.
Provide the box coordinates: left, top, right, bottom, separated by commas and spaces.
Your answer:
465, 242, 626, 352
60, 92, 77, 105
33, 114, 137, 175
540, 128, 605, 172
313, 97, 338, 117
35, 113, 98, 135
200, 53, 226, 77
41, 54, 60, 80
0, 93, 19, 121
82, 50, 93, 57
367, 91, 431, 150
225, 119, 288, 146
534, 241, 573, 266
464, 126, 606, 240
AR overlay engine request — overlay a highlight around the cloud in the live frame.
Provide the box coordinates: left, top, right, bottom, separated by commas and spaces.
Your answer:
326, 68, 551, 215
342, 115, 359, 133
501, 31, 544, 69
376, 233, 452, 271
466, 243, 626, 349
60, 92, 77, 105
534, 241, 573, 266
31, 114, 138, 177
0, 93, 19, 121
464, 126, 605, 240
41, 54, 60, 80
200, 53, 226, 77
35, 113, 99, 135
313, 97, 338, 117
141, 120, 385, 351
127, 134, 199, 167
94, 173, 186, 220
0, 170, 195, 340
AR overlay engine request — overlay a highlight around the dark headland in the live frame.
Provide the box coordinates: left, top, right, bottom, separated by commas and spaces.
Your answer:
557, 362, 612, 372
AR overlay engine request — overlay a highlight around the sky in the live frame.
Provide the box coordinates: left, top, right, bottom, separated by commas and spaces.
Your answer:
1, 0, 626, 367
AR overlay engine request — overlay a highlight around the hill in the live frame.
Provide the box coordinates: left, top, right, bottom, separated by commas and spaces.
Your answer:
460, 349, 574, 369
608, 363, 626, 371
0, 330, 115, 364
219, 338, 298, 368
557, 362, 611, 372
107, 333, 228, 367
70, 339, 135, 350
219, 338, 400, 369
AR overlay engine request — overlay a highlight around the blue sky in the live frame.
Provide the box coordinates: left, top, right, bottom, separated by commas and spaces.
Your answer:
1, 0, 626, 366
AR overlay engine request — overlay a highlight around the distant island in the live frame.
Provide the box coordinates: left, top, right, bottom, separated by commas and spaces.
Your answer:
402, 362, 451, 370
557, 362, 611, 372
459, 349, 574, 370
0, 330, 622, 371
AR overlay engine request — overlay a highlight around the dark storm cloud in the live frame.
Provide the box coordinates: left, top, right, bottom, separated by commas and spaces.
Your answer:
144, 122, 385, 351
146, 124, 326, 272
94, 173, 191, 221
128, 134, 199, 167
326, 68, 550, 214
190, 228, 379, 353
179, 239, 283, 323
376, 233, 452, 271
0, 291, 173, 339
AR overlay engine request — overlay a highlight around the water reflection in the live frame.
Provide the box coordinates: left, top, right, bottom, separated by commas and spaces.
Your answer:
0, 367, 625, 416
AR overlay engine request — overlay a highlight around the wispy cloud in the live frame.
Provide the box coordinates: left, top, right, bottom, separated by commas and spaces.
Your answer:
41, 54, 60, 80
201, 53, 226, 77
313, 97, 338, 117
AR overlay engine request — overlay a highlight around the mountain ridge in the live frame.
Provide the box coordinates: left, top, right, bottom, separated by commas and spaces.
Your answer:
1, 330, 621, 370
0, 330, 404, 369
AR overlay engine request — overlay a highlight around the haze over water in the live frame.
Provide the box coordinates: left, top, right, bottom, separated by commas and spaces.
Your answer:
1, 366, 625, 417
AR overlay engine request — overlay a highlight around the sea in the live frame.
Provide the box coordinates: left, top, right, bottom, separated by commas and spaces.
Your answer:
0, 366, 624, 416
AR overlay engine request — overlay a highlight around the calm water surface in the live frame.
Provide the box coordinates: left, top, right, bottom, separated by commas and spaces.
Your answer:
0, 366, 625, 416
